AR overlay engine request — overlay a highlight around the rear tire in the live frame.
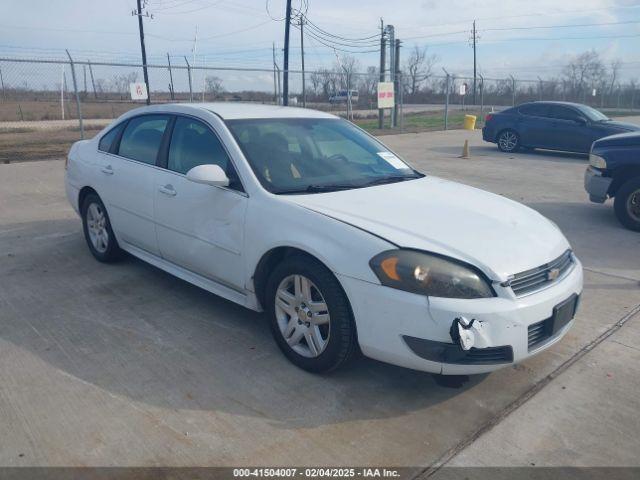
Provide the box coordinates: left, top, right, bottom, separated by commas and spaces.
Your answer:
265, 255, 358, 373
81, 193, 123, 262
614, 178, 640, 232
497, 129, 520, 153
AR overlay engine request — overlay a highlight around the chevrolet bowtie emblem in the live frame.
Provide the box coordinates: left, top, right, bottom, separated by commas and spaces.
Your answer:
547, 268, 561, 281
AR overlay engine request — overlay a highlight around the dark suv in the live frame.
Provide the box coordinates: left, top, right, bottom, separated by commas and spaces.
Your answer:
483, 102, 639, 153
585, 132, 640, 231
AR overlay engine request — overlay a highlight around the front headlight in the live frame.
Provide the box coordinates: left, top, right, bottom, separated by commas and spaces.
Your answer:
589, 153, 607, 169
369, 250, 495, 299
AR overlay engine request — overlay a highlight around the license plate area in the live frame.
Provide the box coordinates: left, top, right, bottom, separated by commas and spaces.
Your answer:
552, 293, 579, 335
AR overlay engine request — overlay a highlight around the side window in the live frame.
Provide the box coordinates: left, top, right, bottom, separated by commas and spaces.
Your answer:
168, 117, 241, 189
550, 106, 582, 122
118, 115, 170, 165
519, 104, 549, 117
98, 123, 124, 153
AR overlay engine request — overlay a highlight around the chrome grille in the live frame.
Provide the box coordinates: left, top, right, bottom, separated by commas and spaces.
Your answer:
509, 250, 574, 297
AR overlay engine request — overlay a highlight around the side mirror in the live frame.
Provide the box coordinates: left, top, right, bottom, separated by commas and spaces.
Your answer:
575, 117, 587, 126
186, 164, 229, 187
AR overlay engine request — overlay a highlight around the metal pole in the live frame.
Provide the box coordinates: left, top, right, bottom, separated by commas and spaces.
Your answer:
300, 15, 306, 108
378, 18, 386, 129
0, 63, 5, 101
393, 38, 401, 128
135, 0, 151, 105
443, 68, 450, 130
388, 25, 395, 128
537, 77, 543, 101
272, 43, 278, 105
60, 65, 65, 120
167, 53, 175, 100
472, 20, 477, 106
479, 73, 484, 115
66, 50, 84, 139
185, 56, 193, 102
88, 60, 97, 99
282, 0, 292, 106
510, 75, 516, 106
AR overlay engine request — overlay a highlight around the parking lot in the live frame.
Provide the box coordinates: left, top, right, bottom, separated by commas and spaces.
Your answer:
1, 125, 639, 472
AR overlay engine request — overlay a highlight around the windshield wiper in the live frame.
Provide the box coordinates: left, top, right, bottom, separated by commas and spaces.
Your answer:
276, 183, 360, 194
361, 174, 422, 187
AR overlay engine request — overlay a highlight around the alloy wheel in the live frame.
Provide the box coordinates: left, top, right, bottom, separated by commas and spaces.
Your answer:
274, 274, 331, 358
499, 131, 517, 151
86, 202, 109, 253
627, 189, 640, 222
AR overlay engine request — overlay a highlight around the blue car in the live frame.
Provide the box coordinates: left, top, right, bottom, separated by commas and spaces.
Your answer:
585, 132, 640, 231
483, 101, 639, 154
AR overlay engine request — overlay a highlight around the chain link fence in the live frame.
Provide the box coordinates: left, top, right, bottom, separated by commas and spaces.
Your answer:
1, 55, 638, 162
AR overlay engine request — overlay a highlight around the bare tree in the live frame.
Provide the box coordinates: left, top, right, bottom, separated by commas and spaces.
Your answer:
111, 72, 138, 94
334, 55, 360, 91
608, 60, 622, 95
359, 66, 378, 98
403, 46, 438, 96
562, 50, 606, 99
205, 76, 225, 98
310, 68, 339, 99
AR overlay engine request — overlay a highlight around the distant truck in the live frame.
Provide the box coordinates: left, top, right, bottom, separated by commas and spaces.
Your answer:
329, 90, 359, 104
585, 131, 640, 231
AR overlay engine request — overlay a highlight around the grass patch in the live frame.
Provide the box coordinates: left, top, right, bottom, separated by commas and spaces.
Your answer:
354, 110, 485, 135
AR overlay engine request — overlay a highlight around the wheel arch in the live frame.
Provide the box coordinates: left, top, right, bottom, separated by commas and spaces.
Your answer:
609, 167, 640, 197
78, 186, 99, 212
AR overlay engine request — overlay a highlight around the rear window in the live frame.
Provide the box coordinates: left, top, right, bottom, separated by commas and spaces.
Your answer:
98, 123, 125, 153
519, 104, 549, 117
117, 115, 170, 165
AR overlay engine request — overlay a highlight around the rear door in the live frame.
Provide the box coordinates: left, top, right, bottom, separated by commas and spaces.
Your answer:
547, 105, 593, 153
102, 114, 171, 255
517, 103, 553, 148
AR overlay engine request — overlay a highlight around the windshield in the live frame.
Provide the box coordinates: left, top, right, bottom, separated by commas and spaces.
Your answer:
575, 105, 609, 122
226, 118, 422, 194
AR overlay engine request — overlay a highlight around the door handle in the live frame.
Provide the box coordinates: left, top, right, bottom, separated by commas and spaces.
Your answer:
101, 165, 114, 175
158, 184, 177, 197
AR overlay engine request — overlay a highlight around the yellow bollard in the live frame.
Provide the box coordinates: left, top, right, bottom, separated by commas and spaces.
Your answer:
463, 114, 477, 130
460, 114, 476, 158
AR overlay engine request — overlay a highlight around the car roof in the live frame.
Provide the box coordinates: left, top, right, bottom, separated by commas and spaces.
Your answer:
521, 101, 589, 108
127, 102, 339, 120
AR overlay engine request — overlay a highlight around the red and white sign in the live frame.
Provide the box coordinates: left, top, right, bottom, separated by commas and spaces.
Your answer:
130, 82, 148, 100
377, 82, 395, 109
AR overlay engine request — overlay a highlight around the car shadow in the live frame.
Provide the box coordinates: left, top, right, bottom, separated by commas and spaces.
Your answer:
426, 145, 588, 165
0, 219, 485, 429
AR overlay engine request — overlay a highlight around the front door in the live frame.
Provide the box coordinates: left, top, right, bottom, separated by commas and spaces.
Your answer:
153, 116, 248, 290
547, 105, 594, 153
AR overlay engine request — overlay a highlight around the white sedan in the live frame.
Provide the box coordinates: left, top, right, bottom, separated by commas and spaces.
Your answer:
65, 103, 583, 375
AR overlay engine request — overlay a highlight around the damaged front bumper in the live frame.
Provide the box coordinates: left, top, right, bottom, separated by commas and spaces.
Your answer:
337, 257, 583, 375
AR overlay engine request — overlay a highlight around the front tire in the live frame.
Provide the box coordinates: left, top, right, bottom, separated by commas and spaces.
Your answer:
497, 129, 520, 153
614, 178, 640, 232
265, 255, 358, 373
81, 193, 123, 262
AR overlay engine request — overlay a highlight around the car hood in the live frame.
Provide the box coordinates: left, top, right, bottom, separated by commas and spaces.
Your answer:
598, 120, 640, 132
285, 177, 570, 281
593, 131, 640, 148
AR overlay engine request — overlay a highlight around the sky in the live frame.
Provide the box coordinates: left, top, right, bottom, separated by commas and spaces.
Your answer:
1, 0, 640, 84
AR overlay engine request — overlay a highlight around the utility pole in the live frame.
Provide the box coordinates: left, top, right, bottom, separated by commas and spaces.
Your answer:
394, 39, 401, 128
378, 18, 386, 129
300, 15, 306, 107
471, 20, 478, 106
133, 0, 151, 105
282, 0, 292, 106
387, 24, 395, 127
